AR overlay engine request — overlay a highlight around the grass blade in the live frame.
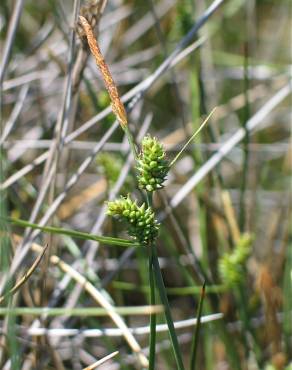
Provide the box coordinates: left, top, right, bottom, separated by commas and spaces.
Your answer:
190, 281, 206, 370
83, 351, 119, 369
0, 244, 49, 303
170, 108, 216, 167
5, 217, 140, 247
148, 246, 157, 370
152, 246, 185, 370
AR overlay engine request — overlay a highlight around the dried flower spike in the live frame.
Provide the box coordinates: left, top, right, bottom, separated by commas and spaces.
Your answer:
137, 135, 169, 192
107, 196, 159, 245
76, 0, 105, 36
78, 15, 127, 128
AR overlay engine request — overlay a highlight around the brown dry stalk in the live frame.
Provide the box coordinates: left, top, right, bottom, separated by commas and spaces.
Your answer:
83, 351, 119, 370
0, 244, 49, 304
78, 15, 128, 128
257, 265, 283, 356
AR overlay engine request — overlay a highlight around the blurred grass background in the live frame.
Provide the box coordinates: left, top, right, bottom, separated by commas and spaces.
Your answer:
0, 0, 291, 369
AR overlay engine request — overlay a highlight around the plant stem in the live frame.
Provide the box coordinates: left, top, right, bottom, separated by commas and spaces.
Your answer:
152, 246, 185, 370
146, 191, 156, 370
148, 244, 156, 370
123, 125, 138, 161
239, 21, 250, 231
236, 285, 261, 365
190, 281, 205, 370
5, 216, 139, 248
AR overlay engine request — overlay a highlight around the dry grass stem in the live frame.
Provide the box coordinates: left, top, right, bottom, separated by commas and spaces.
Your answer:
0, 244, 49, 304
82, 351, 119, 369
9, 235, 149, 368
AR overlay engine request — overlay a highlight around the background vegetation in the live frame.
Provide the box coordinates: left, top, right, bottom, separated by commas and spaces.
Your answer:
0, 0, 291, 369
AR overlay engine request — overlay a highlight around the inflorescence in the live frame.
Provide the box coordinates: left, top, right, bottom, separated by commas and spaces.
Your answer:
137, 135, 169, 192
107, 196, 159, 245
219, 233, 253, 287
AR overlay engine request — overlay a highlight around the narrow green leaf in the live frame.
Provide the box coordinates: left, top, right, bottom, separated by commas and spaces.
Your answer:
5, 217, 140, 248
190, 281, 206, 370
112, 281, 226, 295
170, 108, 217, 167
148, 245, 156, 370
152, 247, 185, 370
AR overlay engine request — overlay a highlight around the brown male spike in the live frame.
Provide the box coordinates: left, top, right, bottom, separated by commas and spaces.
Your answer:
78, 15, 128, 128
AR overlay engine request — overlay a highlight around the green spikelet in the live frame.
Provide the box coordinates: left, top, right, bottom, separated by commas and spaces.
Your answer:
107, 195, 159, 245
219, 233, 253, 287
137, 135, 169, 192
96, 153, 122, 186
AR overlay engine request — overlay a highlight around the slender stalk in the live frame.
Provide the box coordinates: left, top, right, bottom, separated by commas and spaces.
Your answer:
112, 281, 226, 295
0, 244, 49, 304
235, 285, 261, 365
124, 125, 139, 161
148, 245, 156, 370
190, 281, 206, 370
152, 246, 185, 370
146, 191, 157, 370
239, 40, 250, 232
83, 351, 119, 370
0, 306, 162, 317
4, 217, 140, 248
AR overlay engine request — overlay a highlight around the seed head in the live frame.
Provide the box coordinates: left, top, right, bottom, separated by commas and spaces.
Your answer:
137, 135, 169, 192
107, 196, 159, 245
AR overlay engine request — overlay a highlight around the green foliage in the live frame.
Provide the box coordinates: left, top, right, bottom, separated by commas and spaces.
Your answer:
218, 233, 253, 287
137, 135, 169, 192
96, 153, 127, 188
6, 217, 139, 247
176, 0, 194, 36
2, 0, 290, 368
107, 195, 159, 245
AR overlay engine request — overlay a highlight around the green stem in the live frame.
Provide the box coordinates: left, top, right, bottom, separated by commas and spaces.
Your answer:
239, 37, 250, 231
190, 281, 205, 370
152, 246, 185, 370
112, 281, 226, 295
148, 245, 156, 370
123, 120, 158, 368
123, 125, 138, 161
146, 191, 156, 369
5, 216, 140, 248
236, 285, 261, 365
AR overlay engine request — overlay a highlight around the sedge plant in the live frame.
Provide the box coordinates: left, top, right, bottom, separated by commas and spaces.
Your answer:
107, 135, 185, 370
79, 14, 187, 369
79, 14, 216, 369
